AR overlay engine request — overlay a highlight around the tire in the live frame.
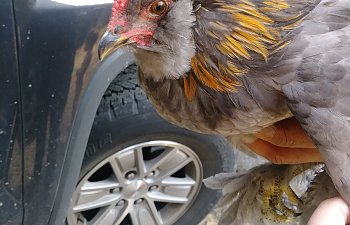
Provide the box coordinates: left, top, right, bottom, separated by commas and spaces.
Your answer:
67, 65, 234, 225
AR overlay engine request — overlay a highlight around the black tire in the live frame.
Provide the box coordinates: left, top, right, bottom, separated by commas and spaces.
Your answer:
79, 65, 234, 225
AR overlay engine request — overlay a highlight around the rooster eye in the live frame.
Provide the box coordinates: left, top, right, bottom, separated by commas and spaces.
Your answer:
148, 0, 168, 17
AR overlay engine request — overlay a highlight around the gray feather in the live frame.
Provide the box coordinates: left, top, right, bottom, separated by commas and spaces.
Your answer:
282, 8, 350, 203
204, 163, 338, 225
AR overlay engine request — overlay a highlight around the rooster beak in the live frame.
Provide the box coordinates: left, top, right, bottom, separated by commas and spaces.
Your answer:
98, 30, 131, 60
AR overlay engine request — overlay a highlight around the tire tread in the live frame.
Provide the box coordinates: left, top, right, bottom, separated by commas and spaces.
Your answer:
95, 64, 152, 124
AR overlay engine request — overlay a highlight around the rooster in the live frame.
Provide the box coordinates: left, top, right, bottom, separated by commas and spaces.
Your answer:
98, 0, 350, 219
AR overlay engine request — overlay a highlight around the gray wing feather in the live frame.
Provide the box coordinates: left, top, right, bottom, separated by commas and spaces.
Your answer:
282, 13, 350, 203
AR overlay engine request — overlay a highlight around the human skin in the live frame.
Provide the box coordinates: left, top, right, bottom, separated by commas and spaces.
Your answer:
244, 117, 323, 164
307, 197, 350, 225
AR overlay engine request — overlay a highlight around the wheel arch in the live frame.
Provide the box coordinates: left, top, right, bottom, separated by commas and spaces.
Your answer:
48, 49, 135, 225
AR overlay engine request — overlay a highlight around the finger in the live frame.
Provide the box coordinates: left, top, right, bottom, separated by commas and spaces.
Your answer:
307, 197, 350, 225
245, 138, 323, 164
256, 117, 316, 148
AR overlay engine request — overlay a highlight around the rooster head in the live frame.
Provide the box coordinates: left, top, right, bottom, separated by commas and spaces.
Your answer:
99, 0, 196, 79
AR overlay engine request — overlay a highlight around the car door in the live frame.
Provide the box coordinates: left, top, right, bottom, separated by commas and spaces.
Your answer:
0, 0, 24, 224
12, 0, 118, 224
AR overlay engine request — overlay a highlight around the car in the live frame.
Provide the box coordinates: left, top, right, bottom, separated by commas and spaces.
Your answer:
0, 0, 234, 225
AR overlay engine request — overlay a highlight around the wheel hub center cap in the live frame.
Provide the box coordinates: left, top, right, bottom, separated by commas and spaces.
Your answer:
123, 180, 148, 199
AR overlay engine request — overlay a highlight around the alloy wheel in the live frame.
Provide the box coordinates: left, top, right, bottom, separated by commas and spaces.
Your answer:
67, 140, 203, 225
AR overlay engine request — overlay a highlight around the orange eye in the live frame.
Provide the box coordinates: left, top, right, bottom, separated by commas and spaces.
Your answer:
148, 0, 168, 17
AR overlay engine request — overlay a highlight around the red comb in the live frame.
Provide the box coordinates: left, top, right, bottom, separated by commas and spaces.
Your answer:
112, 0, 128, 13
109, 0, 129, 30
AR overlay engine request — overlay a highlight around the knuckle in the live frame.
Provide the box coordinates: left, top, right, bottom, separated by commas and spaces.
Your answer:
274, 131, 294, 147
269, 155, 285, 164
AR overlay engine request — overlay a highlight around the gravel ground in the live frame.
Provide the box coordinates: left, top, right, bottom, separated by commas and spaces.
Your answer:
198, 150, 268, 225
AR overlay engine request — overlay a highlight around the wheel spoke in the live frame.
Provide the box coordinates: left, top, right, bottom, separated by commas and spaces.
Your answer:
163, 185, 193, 199
129, 199, 163, 225
156, 158, 192, 182
160, 176, 196, 186
147, 191, 188, 203
90, 205, 127, 225
73, 193, 122, 212
74, 214, 87, 225
129, 210, 142, 225
135, 147, 146, 177
76, 214, 87, 225
146, 148, 192, 181
112, 205, 130, 225
145, 199, 163, 225
81, 179, 120, 191
145, 149, 177, 173
109, 158, 126, 184
91, 206, 117, 225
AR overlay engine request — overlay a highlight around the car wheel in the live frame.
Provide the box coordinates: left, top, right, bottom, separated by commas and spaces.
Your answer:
66, 65, 234, 225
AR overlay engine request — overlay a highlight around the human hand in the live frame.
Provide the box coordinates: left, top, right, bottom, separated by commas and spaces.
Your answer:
308, 197, 350, 225
243, 117, 323, 164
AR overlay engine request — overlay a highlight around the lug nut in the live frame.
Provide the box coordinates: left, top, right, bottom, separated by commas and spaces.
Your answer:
125, 171, 136, 180
134, 198, 143, 205
146, 171, 155, 178
149, 185, 158, 191
116, 200, 125, 206
111, 187, 121, 193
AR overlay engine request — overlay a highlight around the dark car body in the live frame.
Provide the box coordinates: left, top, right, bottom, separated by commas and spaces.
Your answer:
0, 0, 134, 224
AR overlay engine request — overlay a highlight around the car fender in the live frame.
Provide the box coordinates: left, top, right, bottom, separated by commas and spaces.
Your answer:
48, 50, 135, 225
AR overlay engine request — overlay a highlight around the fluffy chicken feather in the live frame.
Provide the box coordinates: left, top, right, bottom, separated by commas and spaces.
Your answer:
204, 163, 338, 225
